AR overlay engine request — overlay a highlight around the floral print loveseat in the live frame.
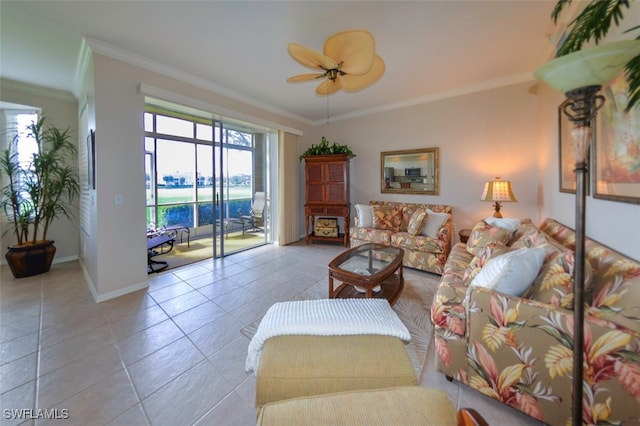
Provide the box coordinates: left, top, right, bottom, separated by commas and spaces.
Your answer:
431, 218, 640, 425
349, 201, 453, 275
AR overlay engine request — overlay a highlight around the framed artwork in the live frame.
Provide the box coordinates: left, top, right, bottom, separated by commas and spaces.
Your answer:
558, 99, 591, 194
87, 129, 95, 190
594, 75, 640, 204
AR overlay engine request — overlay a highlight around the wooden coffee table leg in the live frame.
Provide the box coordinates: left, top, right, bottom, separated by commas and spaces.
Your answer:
329, 275, 353, 299
329, 275, 335, 298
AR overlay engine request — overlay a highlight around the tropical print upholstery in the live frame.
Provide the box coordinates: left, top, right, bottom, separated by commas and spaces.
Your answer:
349, 202, 452, 275
466, 220, 513, 255
407, 209, 427, 235
431, 218, 640, 425
371, 204, 402, 232
350, 226, 392, 245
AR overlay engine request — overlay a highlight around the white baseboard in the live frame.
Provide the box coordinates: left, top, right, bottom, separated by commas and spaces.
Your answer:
80, 258, 148, 303
53, 255, 78, 264
89, 279, 149, 303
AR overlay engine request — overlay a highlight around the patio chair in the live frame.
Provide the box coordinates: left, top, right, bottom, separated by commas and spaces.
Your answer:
240, 191, 265, 232
147, 233, 175, 273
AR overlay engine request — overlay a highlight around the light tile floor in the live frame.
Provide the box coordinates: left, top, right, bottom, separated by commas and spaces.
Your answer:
0, 242, 541, 425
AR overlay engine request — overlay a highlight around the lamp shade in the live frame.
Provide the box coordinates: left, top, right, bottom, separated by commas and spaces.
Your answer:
534, 40, 640, 93
481, 177, 517, 202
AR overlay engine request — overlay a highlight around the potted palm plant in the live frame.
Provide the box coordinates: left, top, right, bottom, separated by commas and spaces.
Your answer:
0, 117, 80, 278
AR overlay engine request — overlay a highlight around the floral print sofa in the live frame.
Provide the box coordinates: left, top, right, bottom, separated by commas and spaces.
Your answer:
349, 201, 452, 275
431, 217, 640, 425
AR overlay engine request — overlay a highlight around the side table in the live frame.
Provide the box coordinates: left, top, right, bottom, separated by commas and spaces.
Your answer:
459, 229, 471, 244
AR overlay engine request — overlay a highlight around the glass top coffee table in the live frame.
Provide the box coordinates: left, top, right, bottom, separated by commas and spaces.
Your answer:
328, 243, 404, 305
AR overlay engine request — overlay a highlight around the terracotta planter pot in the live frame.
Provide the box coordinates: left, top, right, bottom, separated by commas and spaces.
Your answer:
5, 240, 56, 278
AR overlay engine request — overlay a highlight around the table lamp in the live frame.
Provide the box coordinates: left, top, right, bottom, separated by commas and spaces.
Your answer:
480, 177, 517, 218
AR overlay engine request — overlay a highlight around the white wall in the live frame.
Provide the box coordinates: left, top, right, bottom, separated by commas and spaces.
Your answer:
78, 55, 98, 292
312, 81, 541, 241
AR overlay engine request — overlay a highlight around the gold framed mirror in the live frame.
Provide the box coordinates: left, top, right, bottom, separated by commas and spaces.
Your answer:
381, 148, 439, 195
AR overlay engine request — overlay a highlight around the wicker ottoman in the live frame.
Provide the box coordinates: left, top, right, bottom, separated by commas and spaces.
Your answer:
255, 334, 417, 408
257, 386, 457, 425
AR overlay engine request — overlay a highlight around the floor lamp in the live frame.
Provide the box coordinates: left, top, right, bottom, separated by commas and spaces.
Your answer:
534, 40, 640, 424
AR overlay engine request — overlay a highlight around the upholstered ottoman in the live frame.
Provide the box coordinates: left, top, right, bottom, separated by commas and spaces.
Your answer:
255, 334, 417, 408
257, 386, 457, 425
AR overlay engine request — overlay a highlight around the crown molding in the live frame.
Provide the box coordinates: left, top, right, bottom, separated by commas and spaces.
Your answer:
73, 38, 93, 98
316, 72, 537, 125
83, 36, 314, 126
0, 78, 76, 103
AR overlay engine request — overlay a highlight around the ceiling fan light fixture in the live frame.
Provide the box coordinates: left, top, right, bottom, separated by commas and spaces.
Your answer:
286, 29, 385, 95
326, 69, 340, 82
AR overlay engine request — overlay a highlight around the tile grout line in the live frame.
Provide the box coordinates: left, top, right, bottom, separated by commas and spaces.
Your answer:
34, 293, 143, 424
100, 300, 153, 425
33, 278, 44, 416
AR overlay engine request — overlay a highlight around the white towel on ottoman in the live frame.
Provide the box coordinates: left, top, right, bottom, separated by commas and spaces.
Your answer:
245, 298, 411, 374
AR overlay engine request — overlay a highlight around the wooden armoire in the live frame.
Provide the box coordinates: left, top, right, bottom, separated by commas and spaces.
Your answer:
303, 154, 351, 246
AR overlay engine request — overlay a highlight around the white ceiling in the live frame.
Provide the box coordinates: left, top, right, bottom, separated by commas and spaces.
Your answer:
0, 1, 557, 123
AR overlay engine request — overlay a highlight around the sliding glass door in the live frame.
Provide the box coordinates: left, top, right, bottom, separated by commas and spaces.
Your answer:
212, 121, 269, 257
144, 106, 270, 265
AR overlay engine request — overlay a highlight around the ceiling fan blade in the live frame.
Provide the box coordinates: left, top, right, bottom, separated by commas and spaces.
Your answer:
316, 79, 342, 96
324, 30, 375, 76
288, 43, 338, 71
286, 73, 324, 83
340, 55, 385, 92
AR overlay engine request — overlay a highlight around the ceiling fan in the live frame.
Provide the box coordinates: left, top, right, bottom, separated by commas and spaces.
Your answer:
286, 29, 385, 95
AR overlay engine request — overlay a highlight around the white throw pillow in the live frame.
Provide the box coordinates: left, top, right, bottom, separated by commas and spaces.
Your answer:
420, 209, 451, 238
470, 247, 545, 296
355, 204, 374, 228
485, 217, 521, 232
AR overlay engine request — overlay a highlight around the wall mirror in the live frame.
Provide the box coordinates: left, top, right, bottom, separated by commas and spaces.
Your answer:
380, 148, 439, 195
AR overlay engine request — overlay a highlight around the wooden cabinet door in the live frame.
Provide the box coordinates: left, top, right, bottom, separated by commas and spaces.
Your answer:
306, 182, 324, 203
326, 182, 346, 204
305, 162, 325, 203
306, 161, 324, 181
325, 160, 348, 204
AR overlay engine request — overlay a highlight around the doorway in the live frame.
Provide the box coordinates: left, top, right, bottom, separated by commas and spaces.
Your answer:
144, 106, 271, 268
211, 119, 269, 257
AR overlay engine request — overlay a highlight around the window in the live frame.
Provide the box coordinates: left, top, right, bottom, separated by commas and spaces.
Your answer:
144, 106, 264, 233
2, 110, 39, 167
1, 110, 39, 207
